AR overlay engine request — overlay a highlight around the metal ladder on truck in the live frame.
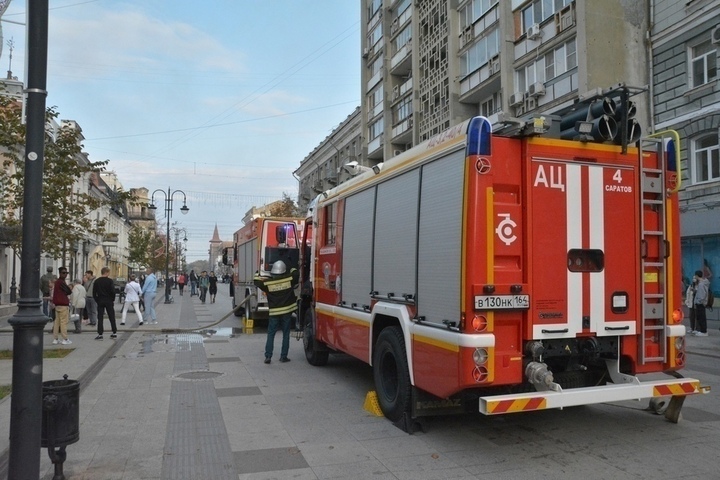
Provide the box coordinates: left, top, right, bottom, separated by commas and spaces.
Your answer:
639, 137, 669, 364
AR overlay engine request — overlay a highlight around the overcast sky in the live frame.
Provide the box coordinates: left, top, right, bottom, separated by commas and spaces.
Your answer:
0, 0, 360, 261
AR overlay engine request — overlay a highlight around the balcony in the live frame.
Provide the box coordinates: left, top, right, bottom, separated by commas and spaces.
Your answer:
390, 43, 412, 76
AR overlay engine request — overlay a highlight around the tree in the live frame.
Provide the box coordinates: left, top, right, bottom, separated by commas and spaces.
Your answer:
267, 192, 302, 217
0, 94, 130, 258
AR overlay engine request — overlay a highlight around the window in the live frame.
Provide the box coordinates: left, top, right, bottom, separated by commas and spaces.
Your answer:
522, 0, 573, 30
370, 56, 383, 77
325, 203, 337, 246
393, 96, 413, 124
459, 0, 499, 30
691, 40, 718, 88
545, 50, 555, 80
369, 0, 382, 17
396, 0, 411, 15
517, 62, 536, 92
369, 117, 384, 140
459, 28, 499, 76
369, 85, 383, 109
394, 24, 412, 53
369, 23, 383, 47
480, 92, 501, 116
693, 133, 720, 183
542, 37, 577, 81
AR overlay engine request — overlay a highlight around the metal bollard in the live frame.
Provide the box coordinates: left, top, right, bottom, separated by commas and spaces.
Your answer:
42, 374, 80, 480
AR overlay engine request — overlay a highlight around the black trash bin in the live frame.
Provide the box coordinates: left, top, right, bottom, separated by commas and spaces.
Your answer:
41, 375, 79, 447
41, 375, 79, 480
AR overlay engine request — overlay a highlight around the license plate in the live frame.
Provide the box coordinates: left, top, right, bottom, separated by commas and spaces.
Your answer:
475, 295, 530, 310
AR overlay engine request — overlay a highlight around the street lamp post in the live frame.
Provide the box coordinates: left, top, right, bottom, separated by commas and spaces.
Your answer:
148, 188, 189, 304
7, 2, 50, 478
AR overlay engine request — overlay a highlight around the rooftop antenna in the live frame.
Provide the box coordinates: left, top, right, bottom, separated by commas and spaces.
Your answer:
6, 36, 13, 79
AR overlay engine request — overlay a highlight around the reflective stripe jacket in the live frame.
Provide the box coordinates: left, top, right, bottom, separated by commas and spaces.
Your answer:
254, 269, 299, 316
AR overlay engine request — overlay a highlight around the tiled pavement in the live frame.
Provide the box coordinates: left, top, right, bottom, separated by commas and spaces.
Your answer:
0, 292, 718, 479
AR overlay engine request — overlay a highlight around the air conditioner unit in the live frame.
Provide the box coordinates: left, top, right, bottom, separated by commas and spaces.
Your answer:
528, 82, 546, 97
526, 23, 541, 40
510, 92, 524, 106
362, 47, 369, 58
461, 29, 473, 47
393, 149, 403, 156
393, 85, 400, 99
515, 105, 525, 117
488, 55, 499, 75
526, 96, 537, 110
391, 18, 399, 34
712, 26, 720, 45
556, 5, 575, 33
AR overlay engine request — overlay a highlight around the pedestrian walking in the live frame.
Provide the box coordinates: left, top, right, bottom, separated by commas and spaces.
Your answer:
70, 278, 86, 334
93, 266, 117, 340
198, 270, 209, 303
84, 270, 98, 326
51, 267, 73, 345
120, 274, 144, 326
189, 270, 198, 296
686, 278, 697, 333
254, 260, 299, 364
40, 266, 56, 317
142, 267, 158, 324
208, 271, 218, 303
692, 270, 710, 336
178, 272, 186, 296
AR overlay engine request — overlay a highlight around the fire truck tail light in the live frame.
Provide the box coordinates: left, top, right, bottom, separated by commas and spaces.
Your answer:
672, 308, 684, 324
473, 348, 489, 366
674, 336, 684, 351
472, 366, 489, 382
471, 315, 488, 332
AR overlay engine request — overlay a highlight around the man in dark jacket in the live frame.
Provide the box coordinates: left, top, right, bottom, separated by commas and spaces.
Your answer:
51, 267, 73, 345
40, 266, 56, 317
93, 266, 117, 340
254, 260, 299, 364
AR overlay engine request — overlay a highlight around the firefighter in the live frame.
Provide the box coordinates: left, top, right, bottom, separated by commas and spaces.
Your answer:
254, 260, 299, 364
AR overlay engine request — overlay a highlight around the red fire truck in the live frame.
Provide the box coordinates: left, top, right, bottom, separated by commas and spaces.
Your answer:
224, 216, 303, 321
298, 93, 706, 426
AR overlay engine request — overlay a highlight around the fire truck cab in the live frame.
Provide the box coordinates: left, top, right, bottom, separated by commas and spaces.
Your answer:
297, 87, 706, 426
224, 216, 303, 321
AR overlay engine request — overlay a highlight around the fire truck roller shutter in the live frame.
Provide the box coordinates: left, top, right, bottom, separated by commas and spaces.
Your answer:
237, 240, 257, 284
417, 149, 465, 325
342, 187, 376, 309
373, 168, 420, 301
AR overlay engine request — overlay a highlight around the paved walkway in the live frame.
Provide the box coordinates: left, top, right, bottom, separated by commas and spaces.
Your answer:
0, 291, 718, 479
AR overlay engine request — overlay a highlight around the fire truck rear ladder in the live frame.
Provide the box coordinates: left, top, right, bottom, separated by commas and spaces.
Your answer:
639, 137, 667, 364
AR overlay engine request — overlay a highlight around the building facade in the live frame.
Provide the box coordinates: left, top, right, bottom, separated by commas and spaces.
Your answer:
359, 0, 650, 163
652, 0, 720, 297
294, 107, 363, 212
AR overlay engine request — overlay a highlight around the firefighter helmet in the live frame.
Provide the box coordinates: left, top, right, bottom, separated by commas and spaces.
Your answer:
271, 260, 286, 275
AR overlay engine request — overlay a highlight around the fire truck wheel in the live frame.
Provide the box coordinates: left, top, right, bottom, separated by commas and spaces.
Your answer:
373, 326, 411, 422
303, 310, 329, 366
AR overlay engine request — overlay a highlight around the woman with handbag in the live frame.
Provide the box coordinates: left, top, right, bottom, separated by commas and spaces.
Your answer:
121, 274, 144, 326
70, 278, 87, 334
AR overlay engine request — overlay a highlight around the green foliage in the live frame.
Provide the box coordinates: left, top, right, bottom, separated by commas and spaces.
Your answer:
127, 226, 154, 267
0, 94, 133, 258
267, 192, 302, 217
127, 225, 167, 273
